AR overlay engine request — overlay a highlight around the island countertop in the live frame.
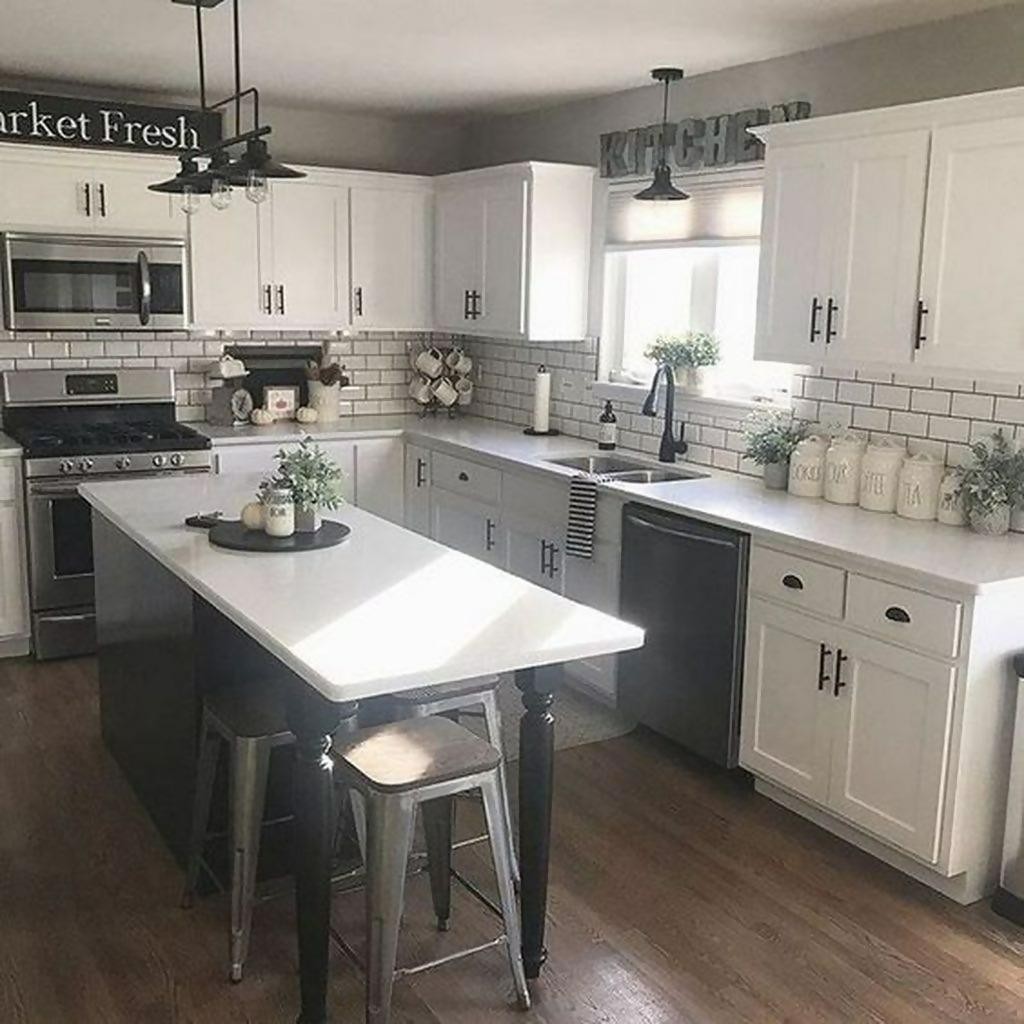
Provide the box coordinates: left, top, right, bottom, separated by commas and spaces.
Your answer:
80, 473, 644, 703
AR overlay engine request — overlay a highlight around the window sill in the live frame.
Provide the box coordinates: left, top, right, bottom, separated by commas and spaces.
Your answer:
593, 380, 791, 418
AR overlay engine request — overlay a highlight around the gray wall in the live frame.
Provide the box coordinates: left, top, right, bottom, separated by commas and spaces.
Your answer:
0, 74, 466, 175
461, 3, 1024, 169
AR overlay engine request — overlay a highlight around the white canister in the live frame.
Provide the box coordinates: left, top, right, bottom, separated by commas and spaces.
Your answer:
824, 434, 866, 505
937, 470, 966, 527
263, 488, 295, 538
896, 453, 944, 521
787, 436, 828, 498
307, 380, 340, 422
858, 440, 905, 513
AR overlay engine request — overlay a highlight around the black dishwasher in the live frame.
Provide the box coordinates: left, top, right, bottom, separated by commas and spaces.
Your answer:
618, 503, 749, 767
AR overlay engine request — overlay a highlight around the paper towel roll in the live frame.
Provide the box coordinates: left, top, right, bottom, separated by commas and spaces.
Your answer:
532, 365, 551, 433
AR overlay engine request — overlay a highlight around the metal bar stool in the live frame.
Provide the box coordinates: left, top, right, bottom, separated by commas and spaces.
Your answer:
378, 675, 518, 886
332, 716, 530, 1024
181, 680, 294, 982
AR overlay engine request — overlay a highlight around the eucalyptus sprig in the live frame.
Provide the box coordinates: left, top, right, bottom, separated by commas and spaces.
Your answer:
259, 436, 346, 511
742, 409, 808, 466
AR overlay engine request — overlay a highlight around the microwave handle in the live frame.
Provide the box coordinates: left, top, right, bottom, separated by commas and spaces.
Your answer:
137, 250, 152, 326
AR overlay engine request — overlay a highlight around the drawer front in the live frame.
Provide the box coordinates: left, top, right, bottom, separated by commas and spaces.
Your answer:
0, 461, 18, 501
749, 545, 846, 619
430, 452, 501, 504
845, 574, 961, 658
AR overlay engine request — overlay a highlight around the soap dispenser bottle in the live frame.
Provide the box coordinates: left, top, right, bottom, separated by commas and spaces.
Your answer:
598, 400, 618, 451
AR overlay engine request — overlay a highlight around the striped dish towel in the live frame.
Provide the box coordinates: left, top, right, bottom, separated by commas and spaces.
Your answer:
565, 475, 599, 559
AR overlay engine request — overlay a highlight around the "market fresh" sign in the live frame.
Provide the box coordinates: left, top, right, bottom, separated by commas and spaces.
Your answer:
0, 91, 221, 153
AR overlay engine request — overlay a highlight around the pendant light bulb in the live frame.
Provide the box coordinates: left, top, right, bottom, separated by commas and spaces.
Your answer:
210, 176, 233, 211
245, 168, 269, 205
179, 185, 201, 216
635, 67, 689, 202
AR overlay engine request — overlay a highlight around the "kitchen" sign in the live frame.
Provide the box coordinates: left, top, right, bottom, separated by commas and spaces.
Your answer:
0, 91, 222, 154
600, 100, 811, 178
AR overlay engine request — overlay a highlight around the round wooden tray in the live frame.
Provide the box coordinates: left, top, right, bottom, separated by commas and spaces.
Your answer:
208, 519, 351, 553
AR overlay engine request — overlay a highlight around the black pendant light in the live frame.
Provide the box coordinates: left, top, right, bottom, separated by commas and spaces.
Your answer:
635, 67, 689, 202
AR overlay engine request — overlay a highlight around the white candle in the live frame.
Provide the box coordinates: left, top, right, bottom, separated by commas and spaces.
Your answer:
532, 365, 551, 433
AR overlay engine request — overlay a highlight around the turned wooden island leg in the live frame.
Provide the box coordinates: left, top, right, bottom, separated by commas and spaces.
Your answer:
515, 666, 555, 980
287, 689, 357, 1024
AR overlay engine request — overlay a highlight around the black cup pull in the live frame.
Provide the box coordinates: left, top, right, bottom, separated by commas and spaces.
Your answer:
833, 649, 848, 697
458, 471, 469, 482
885, 605, 911, 624
782, 574, 804, 591
817, 642, 832, 692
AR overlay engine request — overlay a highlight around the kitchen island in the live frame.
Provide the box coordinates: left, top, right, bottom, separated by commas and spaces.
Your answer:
81, 472, 643, 1024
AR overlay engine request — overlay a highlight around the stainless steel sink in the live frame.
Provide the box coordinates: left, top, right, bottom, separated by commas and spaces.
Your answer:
607, 468, 707, 484
546, 454, 651, 474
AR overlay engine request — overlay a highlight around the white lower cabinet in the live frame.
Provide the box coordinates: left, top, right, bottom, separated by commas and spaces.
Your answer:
562, 539, 620, 701
211, 440, 356, 504
503, 511, 563, 593
403, 444, 432, 535
0, 455, 29, 651
429, 488, 503, 567
352, 438, 403, 524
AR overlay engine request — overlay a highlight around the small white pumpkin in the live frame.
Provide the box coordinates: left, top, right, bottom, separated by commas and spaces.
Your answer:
250, 407, 274, 426
240, 501, 265, 531
296, 405, 319, 424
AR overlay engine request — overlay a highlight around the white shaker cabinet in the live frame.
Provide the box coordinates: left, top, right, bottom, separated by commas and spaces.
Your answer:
350, 184, 431, 330
404, 443, 432, 535
429, 489, 504, 567
190, 200, 265, 328
503, 511, 563, 593
211, 440, 356, 504
352, 437, 404, 524
0, 455, 29, 651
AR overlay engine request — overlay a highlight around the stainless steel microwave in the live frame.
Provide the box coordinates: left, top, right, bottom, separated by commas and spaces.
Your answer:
2, 233, 188, 331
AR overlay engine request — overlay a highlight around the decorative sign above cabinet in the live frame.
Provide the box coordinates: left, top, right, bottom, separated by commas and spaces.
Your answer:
0, 90, 222, 154
599, 100, 811, 178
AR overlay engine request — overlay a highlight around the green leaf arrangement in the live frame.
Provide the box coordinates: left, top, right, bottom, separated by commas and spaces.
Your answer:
258, 435, 346, 511
643, 332, 721, 370
742, 409, 808, 466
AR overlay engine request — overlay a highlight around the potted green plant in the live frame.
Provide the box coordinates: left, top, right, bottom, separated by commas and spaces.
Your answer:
743, 409, 808, 490
644, 332, 720, 391
955, 430, 1024, 536
259, 436, 346, 532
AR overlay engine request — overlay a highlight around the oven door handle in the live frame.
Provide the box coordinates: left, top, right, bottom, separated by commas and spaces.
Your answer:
30, 484, 87, 498
138, 250, 152, 326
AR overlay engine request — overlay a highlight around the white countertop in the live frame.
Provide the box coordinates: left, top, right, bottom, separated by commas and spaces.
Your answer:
80, 474, 644, 703
0, 431, 22, 456
198, 415, 1024, 594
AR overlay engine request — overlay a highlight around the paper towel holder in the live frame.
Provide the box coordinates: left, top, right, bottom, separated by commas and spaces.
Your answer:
524, 427, 561, 437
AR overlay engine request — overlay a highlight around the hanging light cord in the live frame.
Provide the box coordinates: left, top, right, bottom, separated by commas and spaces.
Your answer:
658, 77, 670, 170
233, 0, 242, 136
194, 0, 207, 110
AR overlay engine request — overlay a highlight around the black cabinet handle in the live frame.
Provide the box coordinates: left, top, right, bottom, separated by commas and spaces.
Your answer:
83, 181, 91, 217
469, 290, 482, 320
354, 286, 363, 317
485, 518, 496, 552
539, 539, 549, 576
458, 471, 469, 482
809, 297, 822, 343
548, 543, 560, 578
782, 574, 804, 590
463, 289, 471, 320
817, 642, 831, 692
262, 284, 272, 315
885, 605, 911, 624
415, 457, 426, 488
825, 298, 839, 344
833, 649, 848, 697
276, 284, 286, 316
98, 182, 107, 217
914, 300, 928, 350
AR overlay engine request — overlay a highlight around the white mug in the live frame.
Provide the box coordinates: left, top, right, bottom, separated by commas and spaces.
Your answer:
414, 347, 445, 379
446, 348, 473, 375
408, 376, 432, 404
430, 377, 458, 407
455, 378, 473, 406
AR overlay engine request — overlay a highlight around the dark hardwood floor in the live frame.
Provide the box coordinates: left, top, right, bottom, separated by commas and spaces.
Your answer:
1, 655, 1022, 1023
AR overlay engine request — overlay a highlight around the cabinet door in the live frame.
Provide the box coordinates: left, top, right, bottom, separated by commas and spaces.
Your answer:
189, 201, 265, 327
353, 438, 403, 523
479, 178, 527, 337
266, 181, 346, 327
429, 489, 503, 566
917, 118, 1024, 374
754, 142, 836, 363
90, 163, 178, 233
828, 633, 955, 862
827, 131, 929, 366
404, 443, 431, 536
740, 599, 834, 804
503, 511, 562, 593
434, 185, 483, 330
0, 154, 97, 230
0, 500, 27, 639
213, 441, 355, 504
350, 186, 431, 330
563, 540, 619, 701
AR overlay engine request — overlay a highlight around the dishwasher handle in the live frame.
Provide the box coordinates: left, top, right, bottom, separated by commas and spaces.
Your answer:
625, 511, 742, 551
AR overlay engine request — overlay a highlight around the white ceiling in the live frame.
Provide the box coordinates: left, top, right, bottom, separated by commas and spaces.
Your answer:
0, 0, 1008, 117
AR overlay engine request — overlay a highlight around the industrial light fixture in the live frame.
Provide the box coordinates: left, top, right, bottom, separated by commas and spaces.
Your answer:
149, 0, 305, 213
634, 67, 689, 202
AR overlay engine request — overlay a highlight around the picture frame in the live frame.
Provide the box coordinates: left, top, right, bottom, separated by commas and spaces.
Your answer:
263, 384, 300, 422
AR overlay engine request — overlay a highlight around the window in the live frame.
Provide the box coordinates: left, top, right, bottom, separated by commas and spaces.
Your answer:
601, 242, 794, 403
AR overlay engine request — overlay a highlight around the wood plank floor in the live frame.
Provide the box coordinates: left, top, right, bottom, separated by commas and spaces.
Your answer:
1, 655, 1022, 1023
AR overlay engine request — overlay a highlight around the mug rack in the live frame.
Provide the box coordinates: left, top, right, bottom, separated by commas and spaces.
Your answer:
408, 342, 474, 419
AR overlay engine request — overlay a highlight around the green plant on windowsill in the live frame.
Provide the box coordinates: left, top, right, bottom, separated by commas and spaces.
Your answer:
259, 435, 346, 532
954, 430, 1024, 535
742, 409, 808, 490
643, 332, 720, 391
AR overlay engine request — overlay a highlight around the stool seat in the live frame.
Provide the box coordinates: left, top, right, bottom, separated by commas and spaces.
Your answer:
385, 674, 500, 706
205, 680, 292, 740
334, 717, 501, 794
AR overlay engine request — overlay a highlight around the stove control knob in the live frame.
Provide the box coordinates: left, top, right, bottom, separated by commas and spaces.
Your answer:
115, 456, 131, 471
152, 454, 167, 469
169, 452, 184, 467
78, 458, 94, 473
59, 459, 75, 475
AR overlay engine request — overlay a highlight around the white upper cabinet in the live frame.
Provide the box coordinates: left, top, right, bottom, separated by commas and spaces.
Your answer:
434, 162, 594, 341
754, 87, 1024, 377
916, 118, 1024, 374
350, 184, 432, 330
0, 144, 178, 235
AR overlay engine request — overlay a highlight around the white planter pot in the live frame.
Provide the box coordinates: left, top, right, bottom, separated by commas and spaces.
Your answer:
307, 380, 341, 422
295, 506, 322, 533
682, 366, 707, 392
763, 461, 789, 490
969, 504, 1011, 536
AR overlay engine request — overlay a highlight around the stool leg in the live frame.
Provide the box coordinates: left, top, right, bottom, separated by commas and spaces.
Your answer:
480, 689, 519, 888
366, 792, 415, 1024
421, 796, 454, 931
350, 788, 368, 862
480, 773, 531, 1011
228, 736, 272, 983
181, 714, 221, 909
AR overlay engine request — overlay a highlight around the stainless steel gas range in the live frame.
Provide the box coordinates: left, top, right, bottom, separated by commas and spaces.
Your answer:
1, 368, 212, 659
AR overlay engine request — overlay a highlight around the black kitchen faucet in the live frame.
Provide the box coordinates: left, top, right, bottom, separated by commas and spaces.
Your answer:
642, 363, 688, 463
